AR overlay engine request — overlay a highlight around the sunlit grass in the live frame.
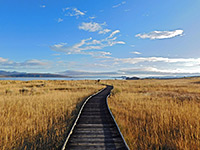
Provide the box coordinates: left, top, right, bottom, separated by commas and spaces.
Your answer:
0, 80, 103, 150
105, 78, 200, 150
2, 78, 200, 150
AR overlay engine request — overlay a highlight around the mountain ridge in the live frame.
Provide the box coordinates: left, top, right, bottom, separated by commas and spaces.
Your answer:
0, 70, 71, 78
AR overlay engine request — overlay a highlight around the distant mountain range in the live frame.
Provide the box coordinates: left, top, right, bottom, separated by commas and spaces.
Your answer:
0, 70, 70, 78
0, 70, 198, 79
0, 70, 125, 78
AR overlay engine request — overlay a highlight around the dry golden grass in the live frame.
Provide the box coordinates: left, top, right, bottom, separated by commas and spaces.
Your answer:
105, 78, 200, 150
0, 80, 103, 150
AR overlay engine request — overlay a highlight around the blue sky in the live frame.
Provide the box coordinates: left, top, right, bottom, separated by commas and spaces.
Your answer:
0, 0, 200, 77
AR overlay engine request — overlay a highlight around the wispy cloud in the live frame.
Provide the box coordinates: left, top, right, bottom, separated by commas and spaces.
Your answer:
79, 22, 111, 34
118, 67, 200, 77
0, 57, 50, 69
89, 16, 96, 19
84, 51, 112, 59
114, 57, 200, 65
50, 30, 125, 57
22, 59, 49, 66
135, 30, 184, 40
63, 7, 86, 18
59, 65, 200, 77
113, 1, 126, 8
73, 8, 85, 16
94, 56, 200, 77
98, 29, 111, 34
79, 22, 104, 32
63, 7, 70, 11
108, 30, 120, 38
53, 43, 67, 48
57, 18, 63, 23
131, 51, 141, 55
40, 5, 46, 8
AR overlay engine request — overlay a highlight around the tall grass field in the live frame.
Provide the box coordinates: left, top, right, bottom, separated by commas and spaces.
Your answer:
0, 80, 103, 150
105, 78, 200, 150
1, 78, 200, 150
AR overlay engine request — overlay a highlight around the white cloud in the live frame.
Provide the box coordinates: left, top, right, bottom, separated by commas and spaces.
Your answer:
95, 56, 200, 77
59, 65, 200, 78
0, 57, 50, 69
98, 29, 111, 34
118, 67, 200, 77
63, 7, 70, 11
22, 59, 49, 66
53, 43, 67, 48
79, 22, 103, 32
131, 51, 141, 55
113, 1, 126, 8
83, 51, 112, 59
50, 30, 125, 57
40, 5, 46, 8
56, 55, 200, 77
135, 30, 184, 40
89, 16, 96, 19
64, 7, 86, 18
114, 57, 200, 66
58, 18, 63, 23
108, 30, 120, 38
79, 22, 111, 34
73, 8, 85, 16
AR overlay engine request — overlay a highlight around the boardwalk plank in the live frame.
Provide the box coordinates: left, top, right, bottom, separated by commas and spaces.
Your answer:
62, 86, 129, 150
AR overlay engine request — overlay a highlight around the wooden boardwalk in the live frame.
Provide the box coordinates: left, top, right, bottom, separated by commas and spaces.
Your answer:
62, 85, 130, 150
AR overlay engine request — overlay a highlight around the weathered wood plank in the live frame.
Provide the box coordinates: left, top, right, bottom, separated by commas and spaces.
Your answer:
62, 86, 130, 150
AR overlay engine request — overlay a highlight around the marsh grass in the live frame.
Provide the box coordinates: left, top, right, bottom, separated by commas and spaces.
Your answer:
105, 78, 200, 150
0, 80, 103, 150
